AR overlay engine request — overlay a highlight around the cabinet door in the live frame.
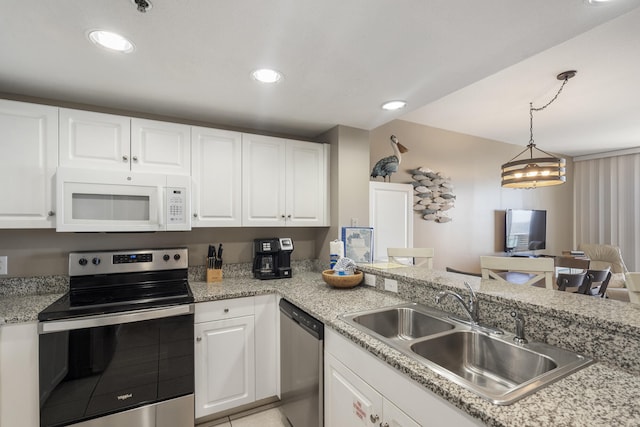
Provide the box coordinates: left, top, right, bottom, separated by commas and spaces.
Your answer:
191, 127, 242, 227
194, 315, 255, 418
59, 108, 131, 170
242, 134, 286, 226
383, 399, 421, 427
0, 100, 57, 228
131, 118, 191, 174
0, 322, 39, 427
325, 353, 383, 427
285, 140, 328, 226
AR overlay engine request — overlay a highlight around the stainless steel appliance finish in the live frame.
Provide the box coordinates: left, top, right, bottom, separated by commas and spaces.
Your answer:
38, 248, 195, 427
279, 299, 323, 427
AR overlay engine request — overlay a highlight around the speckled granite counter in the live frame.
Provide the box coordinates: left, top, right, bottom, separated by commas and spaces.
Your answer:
3, 268, 640, 426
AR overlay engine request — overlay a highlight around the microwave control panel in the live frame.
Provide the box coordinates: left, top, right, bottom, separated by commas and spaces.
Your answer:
166, 187, 187, 225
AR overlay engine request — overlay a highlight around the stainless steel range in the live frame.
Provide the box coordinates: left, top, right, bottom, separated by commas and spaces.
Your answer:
38, 248, 195, 427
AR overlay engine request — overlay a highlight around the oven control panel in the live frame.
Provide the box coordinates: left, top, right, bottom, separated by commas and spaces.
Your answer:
69, 248, 188, 276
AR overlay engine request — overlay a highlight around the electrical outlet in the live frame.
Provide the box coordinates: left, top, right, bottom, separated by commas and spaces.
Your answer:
384, 278, 398, 293
364, 273, 376, 287
0, 256, 7, 275
351, 217, 359, 227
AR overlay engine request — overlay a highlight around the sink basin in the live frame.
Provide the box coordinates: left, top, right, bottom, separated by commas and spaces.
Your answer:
348, 306, 455, 340
342, 303, 593, 404
411, 331, 557, 394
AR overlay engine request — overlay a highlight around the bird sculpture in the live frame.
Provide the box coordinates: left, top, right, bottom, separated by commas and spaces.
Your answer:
370, 135, 409, 181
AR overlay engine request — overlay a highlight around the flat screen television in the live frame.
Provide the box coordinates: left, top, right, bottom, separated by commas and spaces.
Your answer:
504, 209, 547, 253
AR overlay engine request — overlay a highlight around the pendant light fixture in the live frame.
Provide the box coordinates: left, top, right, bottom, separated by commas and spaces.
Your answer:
501, 70, 576, 189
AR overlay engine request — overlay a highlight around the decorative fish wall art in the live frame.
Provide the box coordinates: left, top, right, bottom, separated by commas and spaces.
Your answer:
410, 167, 455, 223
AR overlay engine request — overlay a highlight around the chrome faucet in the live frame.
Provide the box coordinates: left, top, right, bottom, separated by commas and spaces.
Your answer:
510, 311, 528, 344
435, 281, 479, 324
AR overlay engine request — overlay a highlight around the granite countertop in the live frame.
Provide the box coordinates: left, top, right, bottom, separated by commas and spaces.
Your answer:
3, 270, 640, 426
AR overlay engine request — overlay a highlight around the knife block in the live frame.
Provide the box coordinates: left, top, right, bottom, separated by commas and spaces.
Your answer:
206, 268, 223, 283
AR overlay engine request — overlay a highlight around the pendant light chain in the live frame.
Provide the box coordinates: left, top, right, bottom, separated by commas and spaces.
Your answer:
529, 76, 571, 146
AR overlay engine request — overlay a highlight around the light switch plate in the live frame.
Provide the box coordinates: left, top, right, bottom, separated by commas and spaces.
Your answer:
0, 256, 7, 275
384, 278, 398, 293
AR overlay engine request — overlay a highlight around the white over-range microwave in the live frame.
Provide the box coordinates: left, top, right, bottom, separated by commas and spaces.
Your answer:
56, 167, 191, 232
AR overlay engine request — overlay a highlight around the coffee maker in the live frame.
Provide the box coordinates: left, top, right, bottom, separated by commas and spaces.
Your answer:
253, 238, 294, 279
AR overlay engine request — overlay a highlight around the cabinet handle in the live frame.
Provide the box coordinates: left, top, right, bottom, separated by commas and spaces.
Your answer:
224, 308, 229, 313
48, 211, 55, 217
281, 214, 286, 218
122, 155, 128, 162
370, 414, 380, 423
196, 337, 202, 342
380, 423, 389, 427
287, 214, 292, 219
132, 156, 138, 162
193, 213, 198, 218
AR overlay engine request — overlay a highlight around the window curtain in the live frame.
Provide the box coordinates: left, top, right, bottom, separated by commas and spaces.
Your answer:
574, 153, 640, 271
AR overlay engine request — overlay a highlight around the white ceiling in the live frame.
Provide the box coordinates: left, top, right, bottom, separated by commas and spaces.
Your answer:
1, 0, 639, 156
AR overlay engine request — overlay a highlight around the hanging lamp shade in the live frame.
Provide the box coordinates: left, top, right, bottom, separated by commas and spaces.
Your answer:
501, 145, 566, 188
501, 70, 575, 189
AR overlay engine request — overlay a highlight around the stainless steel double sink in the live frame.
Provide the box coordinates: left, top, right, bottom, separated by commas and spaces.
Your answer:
341, 303, 593, 405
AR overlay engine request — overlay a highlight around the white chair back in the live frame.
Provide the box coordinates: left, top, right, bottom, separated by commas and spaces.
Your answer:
387, 247, 434, 269
480, 256, 555, 289
625, 272, 640, 304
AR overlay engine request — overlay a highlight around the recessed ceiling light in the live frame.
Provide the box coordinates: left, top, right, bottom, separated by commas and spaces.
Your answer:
251, 68, 283, 84
88, 30, 134, 53
381, 100, 407, 111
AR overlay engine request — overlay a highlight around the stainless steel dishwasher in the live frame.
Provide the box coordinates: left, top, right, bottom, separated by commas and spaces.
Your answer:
279, 299, 324, 427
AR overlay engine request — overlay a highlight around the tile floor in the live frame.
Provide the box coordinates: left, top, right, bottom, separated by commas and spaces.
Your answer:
204, 407, 290, 427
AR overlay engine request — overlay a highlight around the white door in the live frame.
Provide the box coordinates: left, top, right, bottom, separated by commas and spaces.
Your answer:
59, 108, 131, 170
286, 140, 328, 226
130, 118, 191, 174
369, 182, 414, 262
324, 353, 383, 427
0, 100, 58, 228
194, 316, 255, 418
191, 127, 242, 227
242, 134, 286, 226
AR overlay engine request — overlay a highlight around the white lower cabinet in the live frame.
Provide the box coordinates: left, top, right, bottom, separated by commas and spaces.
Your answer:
325, 328, 482, 427
0, 322, 39, 427
325, 353, 419, 427
194, 296, 279, 420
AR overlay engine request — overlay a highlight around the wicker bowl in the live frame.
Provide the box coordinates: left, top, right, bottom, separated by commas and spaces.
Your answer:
322, 270, 363, 288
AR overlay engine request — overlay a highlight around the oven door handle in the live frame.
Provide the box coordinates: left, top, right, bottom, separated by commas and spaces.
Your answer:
39, 304, 194, 334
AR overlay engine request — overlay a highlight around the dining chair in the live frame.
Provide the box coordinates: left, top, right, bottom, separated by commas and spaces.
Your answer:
556, 272, 587, 292
480, 256, 555, 289
577, 268, 612, 297
387, 247, 434, 269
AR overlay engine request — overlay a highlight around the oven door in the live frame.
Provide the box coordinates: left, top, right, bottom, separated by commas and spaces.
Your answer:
38, 305, 194, 427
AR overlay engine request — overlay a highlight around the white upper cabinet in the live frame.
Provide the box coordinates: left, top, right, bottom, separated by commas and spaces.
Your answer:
242, 134, 329, 227
130, 118, 191, 175
191, 127, 242, 227
59, 109, 190, 174
0, 99, 58, 228
59, 108, 130, 170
